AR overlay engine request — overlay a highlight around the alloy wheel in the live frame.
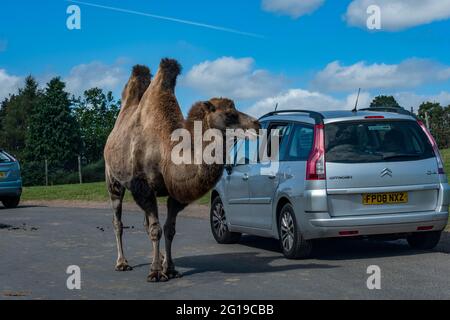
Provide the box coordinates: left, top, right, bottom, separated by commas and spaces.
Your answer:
280, 211, 295, 252
212, 201, 227, 239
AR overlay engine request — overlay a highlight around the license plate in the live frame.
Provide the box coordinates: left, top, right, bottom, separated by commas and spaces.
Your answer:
363, 192, 408, 205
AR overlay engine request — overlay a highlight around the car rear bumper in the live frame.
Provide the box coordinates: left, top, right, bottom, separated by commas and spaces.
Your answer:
303, 209, 449, 239
0, 180, 22, 197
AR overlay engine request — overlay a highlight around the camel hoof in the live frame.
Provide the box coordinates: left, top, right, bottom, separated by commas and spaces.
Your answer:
165, 269, 183, 279
115, 262, 133, 272
147, 271, 169, 282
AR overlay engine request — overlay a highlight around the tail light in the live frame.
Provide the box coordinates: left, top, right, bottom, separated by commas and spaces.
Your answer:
418, 121, 445, 175
339, 230, 359, 236
306, 124, 326, 180
365, 116, 384, 119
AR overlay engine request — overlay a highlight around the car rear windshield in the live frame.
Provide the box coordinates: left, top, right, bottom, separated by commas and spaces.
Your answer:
325, 120, 435, 163
0, 152, 12, 163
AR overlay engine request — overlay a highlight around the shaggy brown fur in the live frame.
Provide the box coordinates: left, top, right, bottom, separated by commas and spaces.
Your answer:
104, 58, 259, 282
121, 65, 151, 109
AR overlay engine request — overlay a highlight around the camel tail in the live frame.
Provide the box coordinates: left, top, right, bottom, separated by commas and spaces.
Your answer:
121, 64, 152, 109
156, 58, 182, 91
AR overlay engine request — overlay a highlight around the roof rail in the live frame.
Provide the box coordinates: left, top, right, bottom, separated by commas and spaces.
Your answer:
259, 109, 324, 124
359, 107, 417, 119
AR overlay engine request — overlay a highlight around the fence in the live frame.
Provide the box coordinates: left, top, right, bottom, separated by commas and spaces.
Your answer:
21, 157, 105, 187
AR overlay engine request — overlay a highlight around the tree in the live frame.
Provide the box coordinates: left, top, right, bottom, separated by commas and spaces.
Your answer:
370, 95, 402, 109
0, 98, 8, 134
73, 88, 120, 163
418, 102, 450, 149
25, 77, 81, 164
0, 76, 41, 158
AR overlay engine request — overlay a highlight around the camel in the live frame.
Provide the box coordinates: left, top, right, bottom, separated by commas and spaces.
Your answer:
104, 58, 260, 282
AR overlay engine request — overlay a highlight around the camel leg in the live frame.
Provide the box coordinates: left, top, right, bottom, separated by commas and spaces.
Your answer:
130, 178, 166, 282
163, 197, 187, 279
107, 176, 131, 271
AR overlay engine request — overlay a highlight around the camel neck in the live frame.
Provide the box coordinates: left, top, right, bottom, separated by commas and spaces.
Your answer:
163, 117, 228, 203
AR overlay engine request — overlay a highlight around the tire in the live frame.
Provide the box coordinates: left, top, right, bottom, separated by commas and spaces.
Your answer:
210, 197, 241, 244
407, 231, 442, 250
2, 196, 20, 209
278, 203, 312, 259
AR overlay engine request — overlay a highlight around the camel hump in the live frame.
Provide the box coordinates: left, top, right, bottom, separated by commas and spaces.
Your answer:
121, 65, 152, 109
160, 58, 182, 77
132, 64, 151, 79
155, 58, 182, 91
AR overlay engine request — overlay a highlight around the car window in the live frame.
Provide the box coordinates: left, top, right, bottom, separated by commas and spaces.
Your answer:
325, 120, 434, 163
264, 123, 292, 162
285, 124, 314, 161
232, 122, 292, 165
235, 139, 249, 165
248, 137, 259, 164
0, 152, 11, 163
227, 139, 242, 165
234, 137, 259, 165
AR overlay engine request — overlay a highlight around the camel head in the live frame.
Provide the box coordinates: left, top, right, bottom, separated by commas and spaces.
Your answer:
188, 98, 260, 133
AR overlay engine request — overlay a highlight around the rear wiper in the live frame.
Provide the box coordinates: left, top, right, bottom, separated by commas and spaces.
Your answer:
383, 154, 420, 160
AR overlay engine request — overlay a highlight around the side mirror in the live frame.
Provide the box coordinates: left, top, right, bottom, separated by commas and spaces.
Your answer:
225, 164, 233, 175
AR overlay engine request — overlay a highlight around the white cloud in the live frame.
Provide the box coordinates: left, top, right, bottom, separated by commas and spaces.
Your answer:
0, 61, 128, 102
312, 59, 450, 92
182, 57, 285, 100
246, 88, 372, 117
262, 0, 324, 18
393, 91, 450, 109
64, 61, 127, 96
247, 88, 450, 118
345, 0, 450, 31
345, 90, 372, 109
0, 69, 22, 101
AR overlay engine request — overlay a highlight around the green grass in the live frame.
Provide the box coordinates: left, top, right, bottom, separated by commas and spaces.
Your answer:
22, 181, 211, 206
441, 148, 450, 177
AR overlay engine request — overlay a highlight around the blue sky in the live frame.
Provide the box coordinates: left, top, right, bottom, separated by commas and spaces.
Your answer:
1, 0, 450, 116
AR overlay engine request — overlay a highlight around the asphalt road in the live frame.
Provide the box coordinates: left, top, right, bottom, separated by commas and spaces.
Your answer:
1, 205, 449, 300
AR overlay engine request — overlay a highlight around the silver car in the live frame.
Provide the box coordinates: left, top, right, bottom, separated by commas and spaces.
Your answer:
210, 108, 450, 258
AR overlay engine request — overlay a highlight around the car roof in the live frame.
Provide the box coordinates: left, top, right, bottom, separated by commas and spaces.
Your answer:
259, 109, 417, 124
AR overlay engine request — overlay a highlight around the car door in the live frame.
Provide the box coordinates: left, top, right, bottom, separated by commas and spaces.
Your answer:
0, 152, 19, 183
224, 139, 252, 226
247, 122, 292, 229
